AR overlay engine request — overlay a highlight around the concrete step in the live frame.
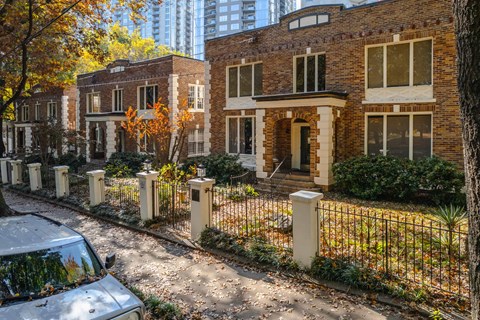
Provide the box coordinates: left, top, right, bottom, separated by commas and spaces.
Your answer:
256, 179, 322, 195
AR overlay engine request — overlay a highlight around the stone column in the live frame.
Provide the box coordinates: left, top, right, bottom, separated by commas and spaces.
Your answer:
189, 178, 215, 240
25, 126, 32, 153
137, 171, 159, 221
54, 165, 69, 198
105, 121, 116, 160
255, 109, 267, 178
27, 163, 42, 191
290, 190, 324, 268
9, 160, 23, 185
86, 120, 91, 162
0, 158, 11, 184
87, 170, 105, 206
315, 107, 334, 187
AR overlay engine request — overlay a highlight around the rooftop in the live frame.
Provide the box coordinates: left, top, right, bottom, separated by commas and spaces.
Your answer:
0, 214, 83, 256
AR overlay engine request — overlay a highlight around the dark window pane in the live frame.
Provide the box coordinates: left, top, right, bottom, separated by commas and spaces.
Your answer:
317, 54, 326, 91
240, 65, 253, 97
306, 55, 316, 92
367, 116, 384, 155
228, 68, 238, 98
387, 43, 410, 87
296, 57, 305, 92
413, 115, 432, 160
413, 40, 432, 85
139, 87, 145, 109
240, 117, 253, 154
387, 115, 409, 158
368, 47, 384, 88
228, 118, 238, 153
254, 64, 263, 96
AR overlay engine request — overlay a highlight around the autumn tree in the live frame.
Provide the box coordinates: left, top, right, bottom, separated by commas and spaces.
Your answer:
0, 0, 158, 215
453, 1, 480, 317
75, 23, 186, 75
122, 101, 193, 166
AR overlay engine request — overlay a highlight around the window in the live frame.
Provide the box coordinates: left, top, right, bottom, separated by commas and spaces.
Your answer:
219, 6, 227, 12
219, 25, 228, 31
138, 85, 158, 110
227, 63, 262, 98
112, 89, 123, 112
294, 53, 326, 93
219, 15, 227, 22
87, 92, 101, 113
47, 102, 57, 119
35, 102, 40, 121
227, 117, 255, 155
367, 39, 432, 89
231, 23, 239, 30
188, 84, 205, 110
230, 4, 239, 10
231, 14, 239, 20
21, 105, 29, 122
366, 114, 432, 160
188, 128, 204, 156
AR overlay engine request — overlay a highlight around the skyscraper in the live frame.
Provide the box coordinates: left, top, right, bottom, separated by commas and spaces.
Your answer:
111, 0, 194, 56
194, 0, 296, 59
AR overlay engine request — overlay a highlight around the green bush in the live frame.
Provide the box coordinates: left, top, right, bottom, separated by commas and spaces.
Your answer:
105, 152, 149, 177
333, 155, 465, 204
181, 153, 246, 184
144, 295, 183, 320
416, 156, 465, 205
333, 155, 418, 200
57, 152, 86, 172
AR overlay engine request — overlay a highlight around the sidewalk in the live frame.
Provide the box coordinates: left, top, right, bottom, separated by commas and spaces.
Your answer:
5, 191, 424, 319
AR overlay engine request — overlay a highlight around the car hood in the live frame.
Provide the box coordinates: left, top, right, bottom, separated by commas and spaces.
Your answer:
0, 274, 142, 320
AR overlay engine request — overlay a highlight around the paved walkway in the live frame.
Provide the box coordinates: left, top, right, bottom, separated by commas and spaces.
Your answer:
5, 191, 424, 319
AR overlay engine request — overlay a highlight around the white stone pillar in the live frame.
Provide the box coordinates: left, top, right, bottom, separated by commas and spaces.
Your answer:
105, 121, 116, 160
189, 178, 215, 240
168, 74, 179, 162
27, 163, 42, 191
54, 165, 69, 198
203, 61, 212, 156
255, 109, 267, 178
136, 171, 159, 221
0, 158, 11, 184
290, 190, 324, 268
315, 107, 334, 187
61, 95, 69, 129
87, 170, 105, 206
25, 126, 32, 153
9, 160, 23, 185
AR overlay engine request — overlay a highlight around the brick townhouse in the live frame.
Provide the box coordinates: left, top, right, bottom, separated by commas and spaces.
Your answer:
204, 0, 461, 190
76, 55, 205, 162
9, 86, 77, 155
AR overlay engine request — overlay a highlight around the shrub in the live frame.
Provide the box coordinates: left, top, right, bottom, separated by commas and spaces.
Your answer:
144, 295, 183, 320
181, 153, 246, 184
333, 155, 418, 200
105, 152, 148, 177
57, 152, 86, 172
416, 156, 465, 205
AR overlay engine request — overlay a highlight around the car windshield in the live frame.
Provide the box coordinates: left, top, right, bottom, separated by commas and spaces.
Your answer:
0, 240, 104, 304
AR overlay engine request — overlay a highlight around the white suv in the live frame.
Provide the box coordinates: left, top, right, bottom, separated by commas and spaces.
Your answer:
0, 214, 145, 320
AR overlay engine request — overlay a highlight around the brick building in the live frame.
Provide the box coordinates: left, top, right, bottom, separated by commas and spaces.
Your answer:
76, 55, 205, 162
9, 86, 77, 155
204, 0, 461, 190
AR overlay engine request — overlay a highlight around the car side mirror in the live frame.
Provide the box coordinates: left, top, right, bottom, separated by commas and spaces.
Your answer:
105, 253, 116, 269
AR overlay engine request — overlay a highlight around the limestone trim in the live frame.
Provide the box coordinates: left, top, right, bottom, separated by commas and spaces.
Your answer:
168, 74, 179, 162
61, 95, 69, 129
86, 120, 91, 162
314, 107, 334, 187
255, 109, 266, 178
105, 120, 116, 160
204, 61, 212, 155
255, 97, 347, 109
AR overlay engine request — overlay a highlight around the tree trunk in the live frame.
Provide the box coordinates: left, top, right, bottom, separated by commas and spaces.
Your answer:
453, 1, 480, 318
0, 189, 16, 216
0, 118, 5, 156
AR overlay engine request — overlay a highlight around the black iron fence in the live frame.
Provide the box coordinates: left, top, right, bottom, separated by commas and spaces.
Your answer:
105, 178, 140, 215
41, 166, 56, 190
21, 162, 30, 185
152, 179, 191, 232
230, 170, 257, 188
316, 203, 469, 298
68, 173, 89, 197
210, 186, 293, 250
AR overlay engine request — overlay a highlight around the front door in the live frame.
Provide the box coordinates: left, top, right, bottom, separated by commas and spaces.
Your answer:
300, 126, 310, 171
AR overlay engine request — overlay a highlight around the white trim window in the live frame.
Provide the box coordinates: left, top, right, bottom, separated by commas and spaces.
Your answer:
227, 63, 262, 98
34, 101, 41, 121
112, 88, 123, 112
138, 85, 158, 110
367, 39, 432, 89
47, 102, 57, 119
227, 116, 255, 155
188, 84, 205, 111
87, 92, 101, 113
366, 113, 432, 160
21, 105, 29, 122
188, 128, 204, 156
294, 53, 326, 93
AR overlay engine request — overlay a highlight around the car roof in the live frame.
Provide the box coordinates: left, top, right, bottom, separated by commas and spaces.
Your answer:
0, 214, 84, 256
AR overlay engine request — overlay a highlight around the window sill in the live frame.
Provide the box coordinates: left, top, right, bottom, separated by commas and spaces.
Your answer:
365, 85, 434, 103
188, 109, 204, 113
